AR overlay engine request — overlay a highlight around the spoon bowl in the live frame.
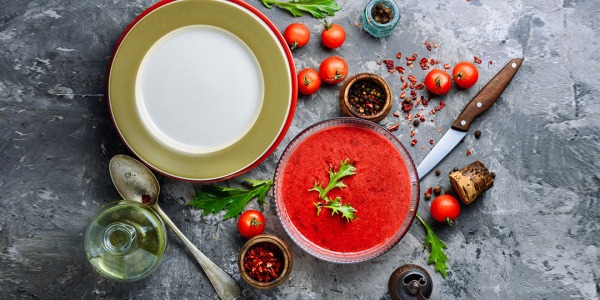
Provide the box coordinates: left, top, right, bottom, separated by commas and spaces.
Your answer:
109, 154, 241, 300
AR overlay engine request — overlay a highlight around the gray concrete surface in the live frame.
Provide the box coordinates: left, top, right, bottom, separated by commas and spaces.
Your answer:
1, 0, 598, 299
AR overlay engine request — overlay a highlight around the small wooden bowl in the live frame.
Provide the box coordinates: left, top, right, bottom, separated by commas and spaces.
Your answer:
339, 73, 392, 122
238, 234, 293, 290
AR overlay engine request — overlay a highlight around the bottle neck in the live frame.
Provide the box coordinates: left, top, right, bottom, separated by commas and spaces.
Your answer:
103, 222, 137, 255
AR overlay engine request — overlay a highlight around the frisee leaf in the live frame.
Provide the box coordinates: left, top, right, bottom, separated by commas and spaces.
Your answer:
323, 197, 357, 222
260, 0, 341, 19
188, 179, 273, 220
309, 158, 356, 199
416, 213, 449, 277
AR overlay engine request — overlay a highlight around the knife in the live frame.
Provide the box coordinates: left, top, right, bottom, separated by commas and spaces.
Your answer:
417, 58, 524, 180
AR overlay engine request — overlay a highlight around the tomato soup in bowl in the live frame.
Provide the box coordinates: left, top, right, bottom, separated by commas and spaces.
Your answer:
274, 118, 419, 263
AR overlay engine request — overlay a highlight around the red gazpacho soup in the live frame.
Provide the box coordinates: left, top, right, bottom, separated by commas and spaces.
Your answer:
276, 120, 417, 259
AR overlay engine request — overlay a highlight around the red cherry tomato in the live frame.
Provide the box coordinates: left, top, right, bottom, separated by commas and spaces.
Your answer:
319, 56, 349, 84
283, 23, 310, 50
297, 68, 322, 95
321, 22, 345, 49
452, 62, 479, 89
424, 69, 452, 96
430, 195, 460, 225
237, 210, 266, 239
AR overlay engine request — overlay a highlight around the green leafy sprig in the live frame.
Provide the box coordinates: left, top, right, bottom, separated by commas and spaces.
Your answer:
309, 158, 358, 222
260, 0, 341, 19
416, 213, 449, 277
189, 179, 273, 220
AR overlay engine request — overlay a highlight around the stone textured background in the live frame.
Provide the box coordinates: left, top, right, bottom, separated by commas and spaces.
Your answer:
1, 0, 598, 299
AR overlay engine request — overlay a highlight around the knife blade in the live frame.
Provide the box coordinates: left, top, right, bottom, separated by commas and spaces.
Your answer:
417, 58, 523, 180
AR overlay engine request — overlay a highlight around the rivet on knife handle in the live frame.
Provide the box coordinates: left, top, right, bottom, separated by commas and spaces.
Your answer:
451, 58, 523, 132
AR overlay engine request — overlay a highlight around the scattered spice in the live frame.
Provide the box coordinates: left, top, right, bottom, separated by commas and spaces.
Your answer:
474, 55, 483, 64
466, 149, 472, 156
424, 193, 431, 200
395, 66, 405, 74
410, 130, 416, 137
371, 2, 395, 24
433, 186, 442, 195
435, 169, 441, 176
411, 139, 417, 146
443, 64, 450, 69
491, 172, 496, 179
387, 123, 399, 131
413, 119, 420, 127
474, 130, 481, 139
348, 79, 386, 116
383, 60, 395, 73
429, 139, 435, 145
396, 52, 402, 59
393, 111, 400, 117
243, 242, 284, 283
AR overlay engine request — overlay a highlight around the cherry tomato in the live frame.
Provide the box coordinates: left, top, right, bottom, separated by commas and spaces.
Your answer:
237, 210, 266, 239
319, 56, 349, 84
424, 69, 452, 96
452, 62, 479, 89
297, 68, 322, 95
283, 23, 310, 50
430, 195, 460, 225
321, 22, 345, 49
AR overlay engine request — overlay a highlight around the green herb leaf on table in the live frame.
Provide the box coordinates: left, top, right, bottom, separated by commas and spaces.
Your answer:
310, 158, 357, 199
260, 0, 341, 19
189, 179, 273, 220
416, 213, 449, 277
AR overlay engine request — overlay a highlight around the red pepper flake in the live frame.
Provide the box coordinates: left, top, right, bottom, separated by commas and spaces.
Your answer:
409, 64, 414, 69
410, 130, 415, 137
355, 22, 359, 27
429, 58, 435, 65
402, 102, 413, 112
401, 82, 408, 90
410, 82, 415, 89
383, 59, 395, 73
407, 75, 417, 83
395, 66, 405, 74
244, 242, 284, 283
466, 149, 472, 156
405, 114, 412, 120
430, 139, 434, 145
443, 64, 450, 69
488, 60, 493, 65
400, 91, 406, 98
387, 123, 399, 131
396, 52, 402, 59
393, 111, 400, 117
422, 99, 429, 107
424, 41, 430, 47
400, 76, 405, 82
411, 139, 418, 146
415, 83, 425, 90
410, 90, 417, 97
406, 56, 416, 62
474, 55, 483, 64
435, 101, 446, 111
419, 115, 426, 122
434, 43, 439, 49
376, 61, 382, 65
425, 187, 433, 195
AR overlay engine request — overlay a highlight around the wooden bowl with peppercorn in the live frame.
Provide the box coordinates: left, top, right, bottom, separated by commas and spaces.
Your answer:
238, 234, 293, 290
339, 73, 392, 123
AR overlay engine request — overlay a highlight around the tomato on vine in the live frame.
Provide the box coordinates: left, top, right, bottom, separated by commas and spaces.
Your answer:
319, 56, 348, 84
430, 195, 460, 225
297, 68, 321, 95
283, 23, 310, 50
424, 69, 452, 96
452, 62, 479, 88
321, 21, 345, 49
237, 210, 266, 239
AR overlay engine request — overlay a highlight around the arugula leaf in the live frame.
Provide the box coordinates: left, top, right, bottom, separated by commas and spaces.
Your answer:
260, 0, 341, 19
322, 197, 357, 222
416, 213, 449, 277
189, 179, 273, 220
310, 158, 356, 199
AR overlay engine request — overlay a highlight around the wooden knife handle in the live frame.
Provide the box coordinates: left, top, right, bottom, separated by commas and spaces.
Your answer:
451, 58, 523, 132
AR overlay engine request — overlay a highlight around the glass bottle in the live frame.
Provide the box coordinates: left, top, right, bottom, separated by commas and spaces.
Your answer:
362, 0, 400, 38
84, 200, 167, 281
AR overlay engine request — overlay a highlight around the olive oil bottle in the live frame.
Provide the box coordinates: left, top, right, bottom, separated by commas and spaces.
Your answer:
84, 201, 167, 281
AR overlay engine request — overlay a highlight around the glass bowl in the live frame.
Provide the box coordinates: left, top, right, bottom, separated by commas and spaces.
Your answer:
273, 118, 419, 263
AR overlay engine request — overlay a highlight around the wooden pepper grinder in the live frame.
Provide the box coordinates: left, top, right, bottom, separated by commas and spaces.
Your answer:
388, 264, 433, 300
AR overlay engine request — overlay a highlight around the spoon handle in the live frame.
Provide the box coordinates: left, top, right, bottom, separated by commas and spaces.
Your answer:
155, 206, 241, 300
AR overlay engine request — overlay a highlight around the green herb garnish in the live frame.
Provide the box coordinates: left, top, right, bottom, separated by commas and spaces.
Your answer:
260, 0, 341, 19
310, 158, 358, 222
189, 179, 273, 220
416, 213, 449, 277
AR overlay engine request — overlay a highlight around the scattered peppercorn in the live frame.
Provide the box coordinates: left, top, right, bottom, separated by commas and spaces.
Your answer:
491, 172, 496, 179
433, 185, 442, 195
348, 79, 386, 116
435, 169, 441, 176
474, 130, 481, 139
371, 3, 394, 24
424, 193, 431, 200
413, 119, 420, 127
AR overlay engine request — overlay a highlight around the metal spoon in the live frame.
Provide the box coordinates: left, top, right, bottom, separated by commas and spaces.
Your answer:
109, 154, 240, 300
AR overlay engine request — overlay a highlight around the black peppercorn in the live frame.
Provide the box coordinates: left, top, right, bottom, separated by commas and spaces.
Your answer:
434, 169, 441, 176
413, 119, 420, 127
474, 130, 481, 139
433, 186, 442, 195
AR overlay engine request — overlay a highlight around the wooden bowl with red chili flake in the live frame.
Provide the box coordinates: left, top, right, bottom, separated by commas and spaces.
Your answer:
238, 234, 293, 290
339, 73, 392, 123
